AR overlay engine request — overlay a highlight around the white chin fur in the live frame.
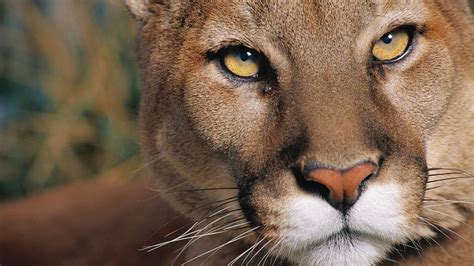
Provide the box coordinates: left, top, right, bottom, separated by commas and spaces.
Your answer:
347, 184, 409, 242
275, 183, 408, 265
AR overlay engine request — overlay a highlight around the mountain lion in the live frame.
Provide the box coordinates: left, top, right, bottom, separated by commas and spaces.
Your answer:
1, 0, 473, 265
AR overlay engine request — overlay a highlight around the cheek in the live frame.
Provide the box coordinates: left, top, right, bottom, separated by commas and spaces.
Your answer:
182, 64, 268, 150
382, 44, 454, 134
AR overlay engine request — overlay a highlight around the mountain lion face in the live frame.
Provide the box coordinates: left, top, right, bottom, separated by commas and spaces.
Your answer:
126, 0, 474, 264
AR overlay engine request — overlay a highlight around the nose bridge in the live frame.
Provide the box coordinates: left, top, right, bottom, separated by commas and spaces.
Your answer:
295, 66, 372, 165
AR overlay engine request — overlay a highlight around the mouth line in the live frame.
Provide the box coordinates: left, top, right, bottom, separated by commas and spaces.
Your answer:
304, 225, 390, 249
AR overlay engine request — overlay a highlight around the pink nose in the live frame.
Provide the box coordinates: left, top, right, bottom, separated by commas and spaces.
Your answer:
305, 162, 376, 207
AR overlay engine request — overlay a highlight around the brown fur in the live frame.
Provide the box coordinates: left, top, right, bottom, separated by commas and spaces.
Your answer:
1, 0, 473, 265
0, 180, 190, 265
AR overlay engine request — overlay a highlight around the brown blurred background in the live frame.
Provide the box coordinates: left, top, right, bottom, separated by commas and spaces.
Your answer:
0, 0, 143, 201
1, 1, 473, 202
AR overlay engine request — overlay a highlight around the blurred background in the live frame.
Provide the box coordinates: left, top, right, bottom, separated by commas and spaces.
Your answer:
0, 0, 143, 202
1, 1, 474, 202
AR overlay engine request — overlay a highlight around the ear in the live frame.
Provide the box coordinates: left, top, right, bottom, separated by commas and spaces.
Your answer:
123, 0, 153, 21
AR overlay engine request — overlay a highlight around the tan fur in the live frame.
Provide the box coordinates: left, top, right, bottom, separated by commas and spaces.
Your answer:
1, 0, 473, 265
134, 0, 474, 264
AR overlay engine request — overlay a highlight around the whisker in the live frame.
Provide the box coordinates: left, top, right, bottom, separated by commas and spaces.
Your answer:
389, 246, 407, 264
427, 171, 470, 177
260, 238, 281, 266
207, 206, 233, 218
187, 195, 240, 220
203, 193, 248, 217
221, 221, 251, 231
172, 187, 240, 192
172, 215, 245, 264
424, 198, 474, 202
423, 200, 474, 208
143, 219, 205, 252
418, 216, 452, 241
409, 238, 424, 261
129, 153, 162, 174
427, 167, 469, 174
174, 219, 250, 261
248, 238, 273, 265
182, 212, 239, 242
209, 208, 243, 218
242, 236, 265, 265
228, 237, 265, 265
148, 199, 244, 262
425, 176, 474, 190
152, 197, 239, 239
382, 257, 399, 264
164, 223, 191, 238
181, 226, 260, 265
148, 214, 245, 254
422, 210, 472, 242
423, 208, 471, 227
146, 180, 191, 194
427, 175, 474, 184
425, 237, 447, 256
271, 238, 285, 266
423, 198, 439, 201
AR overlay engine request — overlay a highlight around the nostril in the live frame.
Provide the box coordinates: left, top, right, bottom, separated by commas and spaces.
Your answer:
292, 167, 331, 200
361, 173, 374, 187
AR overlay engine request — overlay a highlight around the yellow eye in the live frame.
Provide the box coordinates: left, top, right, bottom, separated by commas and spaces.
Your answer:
372, 28, 411, 62
222, 48, 261, 78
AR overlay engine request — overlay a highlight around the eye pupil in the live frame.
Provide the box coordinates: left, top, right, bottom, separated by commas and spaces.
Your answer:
382, 34, 393, 44
240, 51, 252, 61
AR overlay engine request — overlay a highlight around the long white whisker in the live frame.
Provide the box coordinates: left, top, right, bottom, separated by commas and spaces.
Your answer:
271, 237, 285, 266
243, 236, 265, 266
228, 237, 266, 266
418, 216, 452, 241
259, 238, 280, 266
181, 226, 260, 265
426, 177, 474, 190
423, 208, 471, 227
421, 213, 472, 244
247, 238, 273, 265
208, 206, 232, 218
423, 200, 474, 208
171, 213, 240, 263
143, 219, 205, 251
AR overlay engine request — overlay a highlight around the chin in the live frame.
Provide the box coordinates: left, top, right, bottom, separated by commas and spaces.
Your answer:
287, 235, 391, 266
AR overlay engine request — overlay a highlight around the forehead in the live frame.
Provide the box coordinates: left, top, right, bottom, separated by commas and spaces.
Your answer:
200, 1, 428, 30
196, 0, 428, 59
202, 0, 372, 38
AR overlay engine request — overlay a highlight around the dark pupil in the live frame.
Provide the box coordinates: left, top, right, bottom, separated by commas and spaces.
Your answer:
382, 34, 393, 44
240, 51, 252, 61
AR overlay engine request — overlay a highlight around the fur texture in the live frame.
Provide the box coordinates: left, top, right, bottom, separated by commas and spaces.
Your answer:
131, 0, 474, 264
